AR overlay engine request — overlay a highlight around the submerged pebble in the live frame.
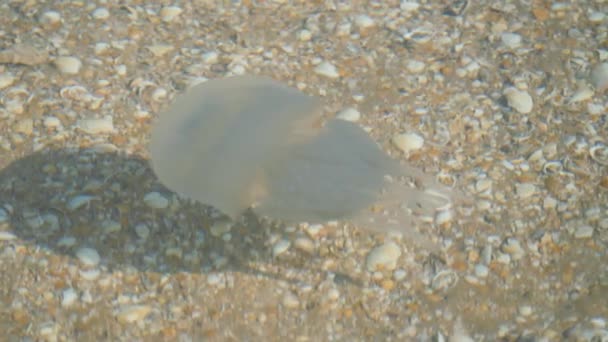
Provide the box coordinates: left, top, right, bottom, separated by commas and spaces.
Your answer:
366, 241, 401, 272
504, 87, 533, 114
314, 61, 340, 79
75, 247, 100, 267
392, 132, 424, 154
53, 56, 82, 74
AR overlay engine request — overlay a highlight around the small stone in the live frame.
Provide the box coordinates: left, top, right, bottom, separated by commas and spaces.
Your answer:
91, 7, 110, 20
314, 61, 340, 79
504, 87, 533, 114
0, 43, 49, 66
568, 84, 594, 104
406, 60, 426, 73
0, 231, 17, 241
574, 225, 594, 239
393, 269, 407, 281
502, 238, 525, 260
392, 132, 424, 154
282, 292, 300, 309
61, 288, 78, 307
67, 195, 96, 211
516, 183, 537, 199
14, 119, 33, 136
57, 236, 76, 248
54, 56, 82, 74
298, 29, 312, 41
354, 14, 375, 30
335, 107, 361, 122
206, 273, 222, 285
116, 305, 152, 324
143, 192, 169, 209
76, 117, 114, 134
160, 6, 182, 22
39, 11, 62, 26
43, 116, 62, 130
75, 247, 100, 267
501, 33, 522, 49
366, 241, 402, 272
134, 223, 150, 240
590, 63, 608, 91
79, 269, 100, 281
272, 239, 291, 257
0, 73, 16, 89
304, 223, 324, 238
201, 51, 219, 64
474, 264, 489, 278
147, 44, 174, 57
101, 220, 121, 234
588, 11, 606, 23
519, 305, 533, 316
293, 236, 315, 254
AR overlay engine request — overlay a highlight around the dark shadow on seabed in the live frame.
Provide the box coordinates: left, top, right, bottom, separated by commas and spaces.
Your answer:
0, 148, 362, 286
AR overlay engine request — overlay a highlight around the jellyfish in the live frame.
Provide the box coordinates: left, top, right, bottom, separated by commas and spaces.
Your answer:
149, 75, 454, 247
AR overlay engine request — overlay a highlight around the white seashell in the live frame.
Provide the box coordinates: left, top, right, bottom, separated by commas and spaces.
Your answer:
590, 63, 608, 91
435, 210, 453, 227
392, 132, 424, 154
542, 161, 563, 174
590, 144, 608, 165
366, 241, 401, 272
91, 7, 110, 20
160, 6, 183, 22
568, 84, 594, 104
75, 247, 100, 267
314, 61, 340, 79
0, 73, 16, 89
335, 107, 361, 122
76, 117, 114, 135
431, 269, 459, 291
60, 85, 91, 101
272, 239, 291, 257
67, 195, 96, 211
116, 305, 152, 324
143, 192, 169, 209
54, 56, 82, 74
504, 87, 533, 114
151, 87, 167, 102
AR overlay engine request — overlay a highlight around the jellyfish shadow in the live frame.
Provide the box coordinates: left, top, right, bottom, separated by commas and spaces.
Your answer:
0, 149, 362, 286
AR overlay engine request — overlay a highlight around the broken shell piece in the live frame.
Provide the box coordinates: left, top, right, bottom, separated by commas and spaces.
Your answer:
590, 144, 608, 165
149, 76, 455, 242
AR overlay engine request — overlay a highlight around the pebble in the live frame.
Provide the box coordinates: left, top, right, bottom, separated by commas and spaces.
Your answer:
160, 6, 183, 22
147, 44, 174, 57
210, 219, 231, 237
393, 269, 407, 281
66, 195, 96, 211
134, 223, 150, 240
39, 11, 62, 26
392, 132, 424, 154
335, 107, 361, 122
79, 268, 100, 281
75, 247, 101, 267
366, 241, 402, 272
502, 238, 525, 260
314, 61, 340, 79
590, 63, 608, 91
0, 43, 49, 66
501, 33, 522, 49
57, 236, 76, 248
516, 183, 537, 199
116, 305, 152, 324
101, 220, 121, 234
14, 119, 33, 136
272, 239, 291, 257
0, 73, 16, 89
201, 51, 219, 64
53, 56, 82, 74
143, 192, 169, 209
400, 1, 420, 12
61, 288, 78, 307
568, 84, 594, 104
91, 7, 110, 20
504, 87, 533, 114
518, 305, 533, 317
354, 14, 375, 30
293, 236, 315, 254
76, 117, 115, 135
43, 116, 62, 130
282, 292, 300, 309
474, 264, 489, 278
0, 231, 17, 241
206, 273, 222, 285
574, 225, 594, 239
406, 60, 426, 73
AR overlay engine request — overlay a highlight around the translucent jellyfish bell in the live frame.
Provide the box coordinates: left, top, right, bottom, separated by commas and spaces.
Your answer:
149, 75, 453, 240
